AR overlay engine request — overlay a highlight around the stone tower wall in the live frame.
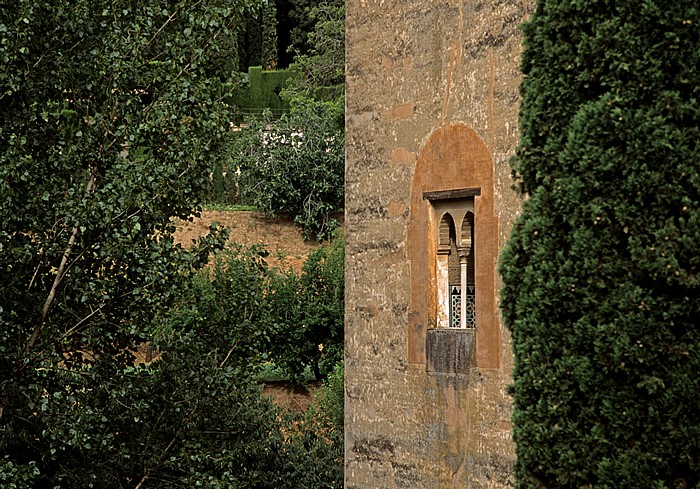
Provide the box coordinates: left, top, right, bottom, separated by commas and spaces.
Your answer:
345, 0, 531, 487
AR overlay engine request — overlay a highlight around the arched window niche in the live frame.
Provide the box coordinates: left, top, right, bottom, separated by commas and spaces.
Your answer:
407, 124, 499, 373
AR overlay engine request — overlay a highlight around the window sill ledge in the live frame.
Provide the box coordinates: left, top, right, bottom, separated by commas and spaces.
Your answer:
426, 328, 476, 374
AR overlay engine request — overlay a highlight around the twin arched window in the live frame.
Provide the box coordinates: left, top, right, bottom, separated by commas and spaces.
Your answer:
421, 188, 480, 331
437, 211, 475, 329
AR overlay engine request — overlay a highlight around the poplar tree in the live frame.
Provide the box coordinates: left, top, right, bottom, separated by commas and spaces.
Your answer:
0, 2, 308, 486
500, 1, 700, 487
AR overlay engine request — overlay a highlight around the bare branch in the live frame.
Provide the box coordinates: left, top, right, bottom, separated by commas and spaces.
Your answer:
142, 10, 179, 55
60, 304, 107, 340
28, 166, 97, 349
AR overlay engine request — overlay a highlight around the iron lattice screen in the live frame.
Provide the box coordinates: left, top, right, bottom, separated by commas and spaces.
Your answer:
450, 286, 476, 329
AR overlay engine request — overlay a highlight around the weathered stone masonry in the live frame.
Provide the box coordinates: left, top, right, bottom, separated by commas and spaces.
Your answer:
345, 1, 531, 487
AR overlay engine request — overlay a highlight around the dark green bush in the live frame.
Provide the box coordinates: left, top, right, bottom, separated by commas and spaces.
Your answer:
281, 2, 345, 101
164, 243, 273, 373
267, 231, 345, 383
154, 238, 345, 485
262, 1, 278, 70
18, 311, 339, 488
238, 8, 263, 69
290, 361, 345, 488
500, 1, 700, 488
308, 361, 344, 435
169, 232, 344, 384
228, 66, 292, 118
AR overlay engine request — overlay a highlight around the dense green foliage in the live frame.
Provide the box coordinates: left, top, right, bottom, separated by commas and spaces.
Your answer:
232, 97, 345, 240
262, 0, 278, 69
277, 0, 344, 63
500, 1, 700, 488
153, 238, 345, 486
300, 361, 344, 486
0, 1, 342, 486
173, 233, 344, 385
267, 232, 345, 382
228, 66, 291, 119
152, 242, 345, 487
164, 243, 272, 372
237, 0, 280, 70
308, 361, 344, 437
238, 8, 264, 69
209, 0, 345, 238
282, 1, 345, 101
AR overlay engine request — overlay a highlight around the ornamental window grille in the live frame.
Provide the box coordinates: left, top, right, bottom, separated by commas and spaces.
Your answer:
450, 286, 476, 329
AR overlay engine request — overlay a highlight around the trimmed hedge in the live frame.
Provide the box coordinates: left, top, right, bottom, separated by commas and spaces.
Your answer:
500, 1, 700, 488
231, 66, 291, 118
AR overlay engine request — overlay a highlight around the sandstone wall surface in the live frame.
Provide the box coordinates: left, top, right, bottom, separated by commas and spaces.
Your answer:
345, 1, 531, 487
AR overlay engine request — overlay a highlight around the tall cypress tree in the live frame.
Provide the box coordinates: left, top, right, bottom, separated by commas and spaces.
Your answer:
500, 1, 700, 487
262, 0, 278, 69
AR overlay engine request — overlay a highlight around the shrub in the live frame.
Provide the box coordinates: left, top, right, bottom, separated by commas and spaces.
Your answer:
232, 97, 344, 240
0, 302, 302, 488
167, 232, 344, 385
308, 361, 344, 434
281, 2, 345, 101
150, 239, 345, 486
288, 361, 345, 488
500, 1, 700, 488
266, 231, 345, 383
